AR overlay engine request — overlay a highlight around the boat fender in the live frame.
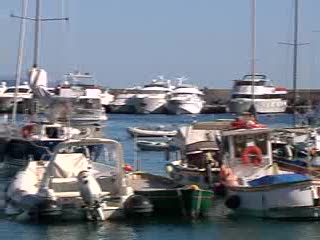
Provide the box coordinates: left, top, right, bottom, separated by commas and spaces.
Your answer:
123, 164, 133, 172
242, 146, 262, 165
225, 195, 241, 209
165, 164, 174, 174
188, 184, 200, 190
124, 195, 153, 216
77, 171, 102, 206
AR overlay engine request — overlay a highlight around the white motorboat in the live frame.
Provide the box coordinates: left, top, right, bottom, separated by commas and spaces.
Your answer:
220, 122, 320, 219
133, 77, 174, 114
4, 138, 153, 221
0, 83, 33, 113
53, 71, 109, 122
127, 126, 177, 137
166, 84, 205, 114
228, 74, 287, 114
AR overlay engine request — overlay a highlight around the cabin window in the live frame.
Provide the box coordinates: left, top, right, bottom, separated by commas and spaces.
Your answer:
255, 133, 268, 155
233, 134, 268, 157
46, 127, 59, 138
234, 135, 247, 158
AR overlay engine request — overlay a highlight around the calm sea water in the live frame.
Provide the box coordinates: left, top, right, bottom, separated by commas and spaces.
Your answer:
2, 113, 319, 240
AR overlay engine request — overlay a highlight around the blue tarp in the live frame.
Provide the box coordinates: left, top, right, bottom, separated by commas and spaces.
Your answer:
248, 174, 311, 187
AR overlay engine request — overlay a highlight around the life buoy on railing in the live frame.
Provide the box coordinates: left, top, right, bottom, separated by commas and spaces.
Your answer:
241, 146, 263, 165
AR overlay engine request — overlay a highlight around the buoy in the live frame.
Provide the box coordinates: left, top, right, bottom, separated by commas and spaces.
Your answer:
188, 184, 200, 190
124, 164, 133, 172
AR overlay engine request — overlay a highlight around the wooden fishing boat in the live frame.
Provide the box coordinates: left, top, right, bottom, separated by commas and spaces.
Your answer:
127, 171, 214, 218
221, 126, 320, 219
166, 141, 221, 190
127, 126, 177, 137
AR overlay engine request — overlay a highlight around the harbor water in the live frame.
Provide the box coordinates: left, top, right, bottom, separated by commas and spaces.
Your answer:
2, 113, 319, 240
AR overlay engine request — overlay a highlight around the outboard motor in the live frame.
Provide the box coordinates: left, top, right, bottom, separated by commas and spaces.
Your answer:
77, 171, 105, 221
124, 194, 153, 216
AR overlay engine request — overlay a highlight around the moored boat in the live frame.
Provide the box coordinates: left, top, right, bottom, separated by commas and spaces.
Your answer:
137, 140, 179, 151
127, 126, 177, 137
220, 124, 320, 219
127, 171, 214, 218
4, 138, 152, 221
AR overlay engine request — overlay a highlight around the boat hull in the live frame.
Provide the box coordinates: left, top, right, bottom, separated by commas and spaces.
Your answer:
127, 127, 177, 137
135, 188, 214, 218
166, 100, 204, 114
166, 161, 220, 189
225, 180, 320, 219
229, 99, 287, 113
133, 96, 167, 114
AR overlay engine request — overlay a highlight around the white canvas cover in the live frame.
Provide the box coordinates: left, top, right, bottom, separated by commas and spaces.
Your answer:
52, 153, 89, 178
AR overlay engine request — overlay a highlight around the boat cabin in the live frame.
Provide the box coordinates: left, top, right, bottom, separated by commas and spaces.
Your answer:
185, 141, 220, 169
221, 128, 274, 179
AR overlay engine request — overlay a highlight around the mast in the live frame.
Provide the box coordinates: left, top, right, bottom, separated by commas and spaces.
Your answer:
12, 0, 28, 124
250, 0, 256, 108
292, 0, 298, 126
33, 0, 41, 68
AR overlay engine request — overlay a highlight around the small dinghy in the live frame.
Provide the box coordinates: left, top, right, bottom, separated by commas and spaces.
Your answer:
127, 126, 177, 137
137, 140, 179, 151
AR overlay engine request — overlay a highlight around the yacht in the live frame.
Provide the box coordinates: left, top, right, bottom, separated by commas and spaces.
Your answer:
166, 84, 204, 114
109, 91, 136, 113
133, 77, 173, 114
228, 74, 287, 114
54, 71, 110, 122
0, 82, 33, 113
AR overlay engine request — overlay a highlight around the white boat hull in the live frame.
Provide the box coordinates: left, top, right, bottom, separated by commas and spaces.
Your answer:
127, 127, 177, 137
229, 99, 287, 113
166, 100, 204, 114
134, 97, 167, 114
225, 180, 320, 219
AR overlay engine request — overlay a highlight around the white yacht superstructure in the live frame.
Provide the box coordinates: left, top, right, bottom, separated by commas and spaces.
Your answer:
54, 71, 109, 122
228, 74, 287, 114
0, 82, 33, 113
133, 78, 173, 114
166, 84, 204, 114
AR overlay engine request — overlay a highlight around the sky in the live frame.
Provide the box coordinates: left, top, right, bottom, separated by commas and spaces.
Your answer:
1, 0, 320, 89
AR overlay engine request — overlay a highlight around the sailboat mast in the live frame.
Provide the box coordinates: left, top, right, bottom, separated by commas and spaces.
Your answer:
251, 0, 256, 107
12, 0, 28, 124
292, 0, 299, 123
33, 0, 41, 68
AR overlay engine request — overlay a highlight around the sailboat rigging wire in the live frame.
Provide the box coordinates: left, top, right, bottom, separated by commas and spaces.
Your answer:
12, 0, 28, 124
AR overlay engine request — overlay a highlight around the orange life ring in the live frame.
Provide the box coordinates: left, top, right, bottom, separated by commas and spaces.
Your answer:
242, 146, 262, 165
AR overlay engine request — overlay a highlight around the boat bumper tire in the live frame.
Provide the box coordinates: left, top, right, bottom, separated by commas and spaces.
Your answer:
225, 195, 241, 209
